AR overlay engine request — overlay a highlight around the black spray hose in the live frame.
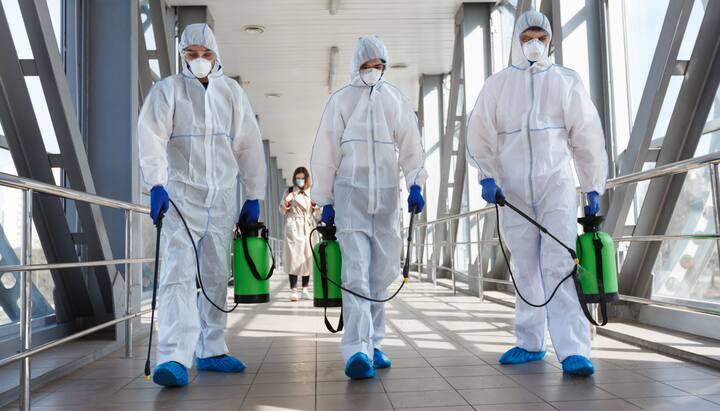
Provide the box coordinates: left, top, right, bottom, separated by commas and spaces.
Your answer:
494, 196, 579, 308
169, 199, 239, 314
310, 206, 417, 303
144, 215, 163, 380
144, 200, 240, 380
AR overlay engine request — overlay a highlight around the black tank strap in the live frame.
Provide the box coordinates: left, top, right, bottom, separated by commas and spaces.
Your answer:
319, 242, 343, 333
239, 226, 276, 281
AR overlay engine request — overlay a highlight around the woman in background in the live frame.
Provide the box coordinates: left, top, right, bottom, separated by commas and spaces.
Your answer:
280, 167, 320, 301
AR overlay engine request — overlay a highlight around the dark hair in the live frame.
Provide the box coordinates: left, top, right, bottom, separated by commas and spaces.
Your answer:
288, 166, 311, 192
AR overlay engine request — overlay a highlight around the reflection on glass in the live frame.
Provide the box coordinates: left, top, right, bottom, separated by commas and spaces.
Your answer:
651, 167, 720, 303
0, 187, 55, 327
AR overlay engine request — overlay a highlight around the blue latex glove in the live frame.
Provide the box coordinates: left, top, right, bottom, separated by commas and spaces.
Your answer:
321, 205, 335, 225
407, 185, 425, 214
585, 191, 600, 216
150, 185, 169, 226
480, 178, 505, 205
239, 199, 260, 225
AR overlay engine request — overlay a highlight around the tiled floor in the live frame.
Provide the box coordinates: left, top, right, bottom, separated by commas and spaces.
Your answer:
6, 275, 720, 410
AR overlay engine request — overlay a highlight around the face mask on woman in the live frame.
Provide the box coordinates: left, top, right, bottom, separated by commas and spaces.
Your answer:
295, 178, 305, 188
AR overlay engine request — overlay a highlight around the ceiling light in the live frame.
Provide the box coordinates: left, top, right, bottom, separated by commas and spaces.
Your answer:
265, 93, 281, 98
243, 25, 265, 34
390, 63, 409, 69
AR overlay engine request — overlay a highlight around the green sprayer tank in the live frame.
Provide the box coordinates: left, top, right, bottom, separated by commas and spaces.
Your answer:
233, 222, 275, 303
313, 225, 343, 308
575, 215, 618, 325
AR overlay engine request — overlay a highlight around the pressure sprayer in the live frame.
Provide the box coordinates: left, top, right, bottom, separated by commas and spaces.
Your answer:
309, 207, 417, 333
144, 200, 275, 380
233, 222, 276, 303
494, 195, 618, 327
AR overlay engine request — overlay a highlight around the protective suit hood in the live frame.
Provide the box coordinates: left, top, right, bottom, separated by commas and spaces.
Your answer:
511, 10, 552, 70
179, 23, 223, 78
350, 36, 388, 86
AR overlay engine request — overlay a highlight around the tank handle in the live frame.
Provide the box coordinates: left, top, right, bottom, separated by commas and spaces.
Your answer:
239, 224, 276, 281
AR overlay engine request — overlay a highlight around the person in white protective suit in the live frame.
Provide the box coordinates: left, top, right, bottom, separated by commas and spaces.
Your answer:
138, 23, 266, 387
310, 36, 428, 380
466, 10, 608, 376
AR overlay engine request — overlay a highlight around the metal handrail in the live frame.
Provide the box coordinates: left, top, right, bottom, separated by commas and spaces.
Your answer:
0, 307, 153, 369
407, 152, 720, 314
0, 257, 156, 273
0, 173, 152, 410
0, 172, 149, 213
411, 151, 720, 229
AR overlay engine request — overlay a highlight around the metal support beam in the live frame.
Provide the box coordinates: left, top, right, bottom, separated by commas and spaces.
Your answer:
619, 1, 720, 297
604, 0, 694, 237
149, 0, 174, 77
18, 1, 118, 319
138, 7, 154, 101
85, 0, 140, 324
436, 3, 492, 271
0, 3, 95, 322
418, 74, 444, 272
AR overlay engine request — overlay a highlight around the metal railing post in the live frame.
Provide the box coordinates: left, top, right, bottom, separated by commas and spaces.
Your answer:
19, 189, 33, 411
450, 220, 456, 295
476, 212, 484, 300
124, 210, 133, 358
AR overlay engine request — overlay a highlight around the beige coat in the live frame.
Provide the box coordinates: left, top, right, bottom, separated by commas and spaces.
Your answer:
280, 188, 320, 276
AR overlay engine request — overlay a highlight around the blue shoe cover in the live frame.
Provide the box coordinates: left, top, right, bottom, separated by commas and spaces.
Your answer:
562, 355, 595, 376
344, 352, 376, 380
152, 361, 188, 387
196, 354, 247, 373
499, 347, 546, 365
373, 349, 391, 369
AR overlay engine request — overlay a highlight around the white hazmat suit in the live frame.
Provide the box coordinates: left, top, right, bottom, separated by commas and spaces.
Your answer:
138, 23, 266, 368
311, 36, 428, 362
466, 11, 608, 361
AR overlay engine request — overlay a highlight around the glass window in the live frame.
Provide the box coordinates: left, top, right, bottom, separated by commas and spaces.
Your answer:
1, 0, 33, 59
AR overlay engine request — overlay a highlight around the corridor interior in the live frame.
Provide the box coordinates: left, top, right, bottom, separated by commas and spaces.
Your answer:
6, 274, 720, 411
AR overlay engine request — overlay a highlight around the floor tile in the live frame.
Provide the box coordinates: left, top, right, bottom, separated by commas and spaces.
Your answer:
240, 394, 315, 411
636, 366, 720, 382
526, 384, 617, 402
382, 377, 454, 392
247, 381, 315, 397
387, 389, 469, 409
626, 395, 720, 410
458, 387, 544, 405
665, 379, 720, 395
466, 405, 556, 411
596, 381, 690, 398
550, 398, 641, 411
445, 375, 518, 390
316, 379, 385, 395
316, 392, 393, 410
434, 365, 502, 377
395, 407, 473, 411
377, 366, 441, 380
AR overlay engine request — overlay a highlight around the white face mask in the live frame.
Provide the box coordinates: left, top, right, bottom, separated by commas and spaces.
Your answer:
522, 39, 546, 63
295, 179, 305, 188
188, 58, 213, 78
360, 68, 383, 86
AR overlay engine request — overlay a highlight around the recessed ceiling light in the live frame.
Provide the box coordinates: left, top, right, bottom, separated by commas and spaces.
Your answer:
243, 25, 265, 34
265, 93, 281, 98
390, 63, 409, 69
